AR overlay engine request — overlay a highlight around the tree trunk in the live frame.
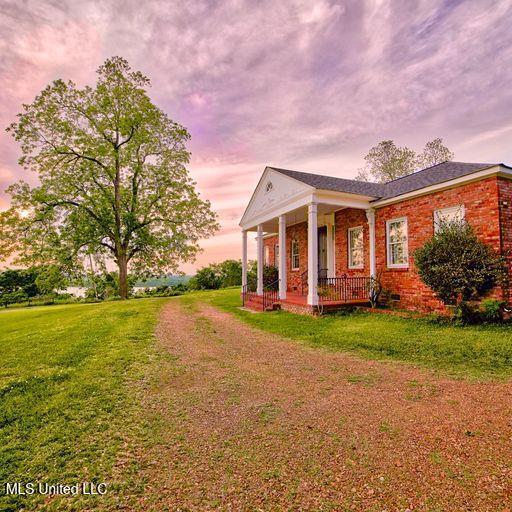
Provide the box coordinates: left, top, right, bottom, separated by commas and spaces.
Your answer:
118, 254, 129, 300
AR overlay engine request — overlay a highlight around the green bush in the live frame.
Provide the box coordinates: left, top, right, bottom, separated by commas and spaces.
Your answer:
453, 301, 481, 325
481, 299, 505, 323
414, 220, 505, 306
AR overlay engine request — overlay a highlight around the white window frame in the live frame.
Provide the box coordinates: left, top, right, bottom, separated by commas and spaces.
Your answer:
274, 244, 279, 267
348, 226, 364, 269
386, 217, 409, 269
264, 245, 270, 266
433, 205, 465, 233
291, 240, 300, 270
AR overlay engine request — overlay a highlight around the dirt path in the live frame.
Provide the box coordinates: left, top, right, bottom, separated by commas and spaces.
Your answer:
137, 300, 512, 511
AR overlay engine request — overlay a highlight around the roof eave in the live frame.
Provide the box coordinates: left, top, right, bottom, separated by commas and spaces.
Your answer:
371, 164, 511, 207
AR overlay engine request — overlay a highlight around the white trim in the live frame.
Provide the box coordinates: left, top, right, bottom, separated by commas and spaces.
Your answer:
239, 167, 314, 228
347, 225, 364, 269
241, 190, 314, 231
291, 239, 300, 270
433, 204, 465, 233
386, 217, 409, 269
257, 224, 264, 294
372, 165, 511, 208
307, 202, 319, 306
264, 245, 270, 266
241, 231, 248, 291
278, 215, 287, 299
365, 209, 376, 278
326, 214, 335, 278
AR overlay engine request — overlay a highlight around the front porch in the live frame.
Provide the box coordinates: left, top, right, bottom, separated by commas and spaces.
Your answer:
242, 275, 372, 314
240, 167, 377, 314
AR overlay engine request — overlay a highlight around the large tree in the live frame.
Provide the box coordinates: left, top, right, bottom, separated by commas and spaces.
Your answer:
356, 138, 453, 183
1, 57, 218, 298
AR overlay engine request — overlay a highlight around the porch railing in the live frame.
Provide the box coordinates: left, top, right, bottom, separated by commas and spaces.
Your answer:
318, 275, 371, 303
263, 279, 279, 311
301, 268, 327, 295
242, 278, 258, 307
242, 278, 279, 311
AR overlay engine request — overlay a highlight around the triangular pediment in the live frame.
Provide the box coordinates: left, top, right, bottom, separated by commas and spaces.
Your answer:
240, 167, 313, 227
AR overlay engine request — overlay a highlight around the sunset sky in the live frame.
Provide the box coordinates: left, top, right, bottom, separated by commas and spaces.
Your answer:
1, 0, 512, 272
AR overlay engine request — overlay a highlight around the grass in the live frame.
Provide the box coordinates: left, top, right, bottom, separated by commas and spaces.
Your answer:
1, 288, 511, 509
0, 298, 169, 511
184, 288, 512, 379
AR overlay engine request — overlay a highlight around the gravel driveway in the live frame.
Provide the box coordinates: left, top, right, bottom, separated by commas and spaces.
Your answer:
138, 299, 512, 511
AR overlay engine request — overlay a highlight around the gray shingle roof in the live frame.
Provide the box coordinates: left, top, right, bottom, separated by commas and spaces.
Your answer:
270, 161, 502, 201
379, 161, 497, 199
268, 167, 385, 197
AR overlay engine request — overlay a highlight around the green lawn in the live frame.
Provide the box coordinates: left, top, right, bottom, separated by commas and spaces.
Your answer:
0, 298, 168, 512
190, 288, 512, 379
1, 290, 511, 510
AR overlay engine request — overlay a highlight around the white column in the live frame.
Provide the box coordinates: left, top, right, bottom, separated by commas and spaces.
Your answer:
278, 215, 287, 300
241, 230, 248, 291
326, 214, 335, 278
366, 209, 376, 278
307, 202, 319, 306
257, 224, 264, 295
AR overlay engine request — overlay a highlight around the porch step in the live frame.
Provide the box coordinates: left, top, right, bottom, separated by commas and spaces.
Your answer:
243, 294, 280, 312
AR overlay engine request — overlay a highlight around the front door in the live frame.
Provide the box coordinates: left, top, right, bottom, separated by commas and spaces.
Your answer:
318, 226, 327, 277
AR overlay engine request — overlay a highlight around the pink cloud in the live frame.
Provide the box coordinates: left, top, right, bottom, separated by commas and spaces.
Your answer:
1, 0, 512, 273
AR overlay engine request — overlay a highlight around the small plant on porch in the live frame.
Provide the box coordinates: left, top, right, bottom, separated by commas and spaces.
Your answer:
414, 219, 506, 322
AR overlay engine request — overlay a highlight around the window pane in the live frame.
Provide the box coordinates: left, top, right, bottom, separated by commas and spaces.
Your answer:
291, 240, 299, 269
389, 220, 406, 243
390, 242, 407, 265
349, 228, 363, 267
434, 206, 465, 232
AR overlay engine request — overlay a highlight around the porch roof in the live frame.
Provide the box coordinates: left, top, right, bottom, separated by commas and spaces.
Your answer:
269, 167, 384, 197
240, 161, 512, 231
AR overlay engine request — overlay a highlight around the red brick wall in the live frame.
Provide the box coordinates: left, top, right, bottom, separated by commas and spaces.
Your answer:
262, 177, 509, 312
334, 208, 369, 276
374, 177, 504, 312
263, 222, 308, 291
262, 235, 278, 267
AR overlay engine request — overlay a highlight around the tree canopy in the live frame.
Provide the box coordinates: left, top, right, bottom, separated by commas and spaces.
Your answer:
356, 138, 454, 183
1, 56, 218, 298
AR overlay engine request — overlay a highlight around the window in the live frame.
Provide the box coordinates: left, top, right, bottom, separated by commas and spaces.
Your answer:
291, 240, 299, 270
348, 226, 364, 269
433, 205, 465, 233
274, 244, 279, 267
386, 217, 408, 268
264, 245, 270, 266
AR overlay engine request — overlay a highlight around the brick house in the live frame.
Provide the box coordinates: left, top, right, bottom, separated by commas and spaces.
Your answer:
239, 162, 512, 313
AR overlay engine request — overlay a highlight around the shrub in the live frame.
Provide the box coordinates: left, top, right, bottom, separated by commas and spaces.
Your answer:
481, 299, 505, 323
414, 220, 505, 306
453, 301, 481, 325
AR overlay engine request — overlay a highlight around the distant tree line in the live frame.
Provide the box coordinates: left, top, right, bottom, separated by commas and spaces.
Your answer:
0, 258, 255, 308
0, 266, 66, 307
